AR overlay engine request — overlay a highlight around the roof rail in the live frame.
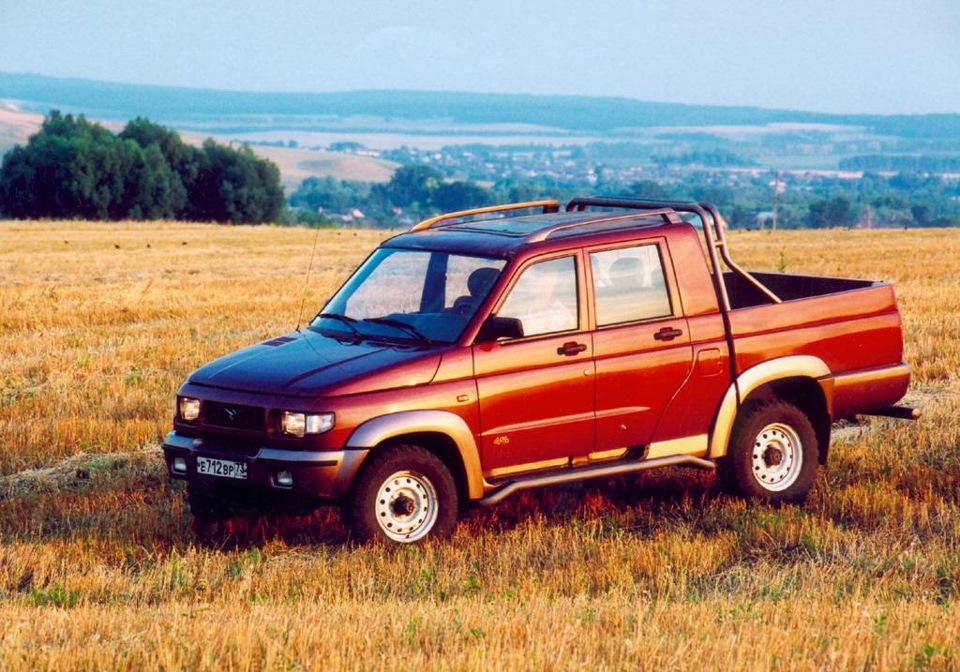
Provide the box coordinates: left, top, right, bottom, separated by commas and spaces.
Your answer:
409, 200, 560, 232
524, 209, 677, 243
566, 197, 781, 309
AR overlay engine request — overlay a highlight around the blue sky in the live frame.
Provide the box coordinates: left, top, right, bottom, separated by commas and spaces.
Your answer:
1, 0, 958, 115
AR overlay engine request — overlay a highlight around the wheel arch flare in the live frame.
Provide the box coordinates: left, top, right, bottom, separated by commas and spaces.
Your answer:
709, 356, 832, 461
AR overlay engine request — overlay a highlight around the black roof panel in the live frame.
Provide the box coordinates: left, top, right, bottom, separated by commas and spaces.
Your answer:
383, 210, 678, 258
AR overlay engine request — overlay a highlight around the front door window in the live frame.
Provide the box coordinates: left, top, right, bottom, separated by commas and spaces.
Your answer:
498, 256, 578, 337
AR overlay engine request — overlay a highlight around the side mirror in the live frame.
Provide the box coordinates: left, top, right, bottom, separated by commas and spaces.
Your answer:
476, 315, 524, 343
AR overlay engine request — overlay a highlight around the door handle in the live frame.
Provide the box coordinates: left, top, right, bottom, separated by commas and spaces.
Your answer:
557, 341, 588, 356
654, 327, 683, 342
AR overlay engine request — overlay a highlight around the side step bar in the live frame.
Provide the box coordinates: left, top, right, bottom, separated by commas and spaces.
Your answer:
476, 455, 716, 507
860, 406, 922, 421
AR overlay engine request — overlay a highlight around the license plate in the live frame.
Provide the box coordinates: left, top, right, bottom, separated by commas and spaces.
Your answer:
197, 456, 248, 480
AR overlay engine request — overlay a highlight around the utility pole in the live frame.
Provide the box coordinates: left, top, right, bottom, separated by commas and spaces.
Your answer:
771, 171, 781, 231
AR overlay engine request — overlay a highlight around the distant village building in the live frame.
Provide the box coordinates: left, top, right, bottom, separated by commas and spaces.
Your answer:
339, 209, 366, 224
755, 211, 775, 229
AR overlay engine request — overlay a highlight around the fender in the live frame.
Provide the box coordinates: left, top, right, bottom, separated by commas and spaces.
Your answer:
709, 355, 832, 459
345, 410, 484, 499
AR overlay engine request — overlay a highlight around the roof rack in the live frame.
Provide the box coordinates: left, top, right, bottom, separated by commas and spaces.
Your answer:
524, 209, 678, 243
408, 200, 560, 232
566, 197, 782, 310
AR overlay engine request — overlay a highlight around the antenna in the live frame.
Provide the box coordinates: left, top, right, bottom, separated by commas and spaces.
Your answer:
296, 224, 323, 331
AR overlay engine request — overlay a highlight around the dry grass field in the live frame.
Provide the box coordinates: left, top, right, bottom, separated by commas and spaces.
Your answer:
1, 220, 959, 670
234, 144, 399, 191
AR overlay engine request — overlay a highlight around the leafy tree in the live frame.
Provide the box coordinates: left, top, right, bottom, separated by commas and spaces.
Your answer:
620, 180, 670, 200
807, 195, 853, 228
126, 143, 187, 219
328, 141, 365, 152
504, 180, 552, 203
290, 176, 369, 214
190, 140, 284, 224
384, 165, 443, 208
0, 111, 284, 223
910, 204, 932, 227
0, 111, 104, 218
433, 181, 494, 212
120, 117, 197, 209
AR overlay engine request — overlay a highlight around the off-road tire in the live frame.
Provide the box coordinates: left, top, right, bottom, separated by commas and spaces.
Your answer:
344, 444, 458, 544
718, 399, 819, 503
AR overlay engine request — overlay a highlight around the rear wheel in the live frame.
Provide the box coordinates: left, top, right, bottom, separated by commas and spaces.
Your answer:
719, 400, 819, 503
344, 444, 458, 544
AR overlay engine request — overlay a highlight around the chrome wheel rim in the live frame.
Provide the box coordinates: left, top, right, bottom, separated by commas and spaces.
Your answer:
750, 422, 803, 492
374, 470, 439, 542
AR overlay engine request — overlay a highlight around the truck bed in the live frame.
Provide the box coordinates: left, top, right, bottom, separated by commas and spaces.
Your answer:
723, 271, 876, 309
721, 270, 908, 419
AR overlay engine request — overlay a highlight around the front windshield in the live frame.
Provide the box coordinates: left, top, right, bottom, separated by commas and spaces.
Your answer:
311, 248, 506, 345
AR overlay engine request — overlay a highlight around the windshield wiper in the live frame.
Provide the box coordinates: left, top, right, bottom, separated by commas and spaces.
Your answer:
363, 317, 432, 346
315, 313, 364, 342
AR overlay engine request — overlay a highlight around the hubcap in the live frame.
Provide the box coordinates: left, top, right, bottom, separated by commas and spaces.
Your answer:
750, 423, 803, 492
374, 470, 439, 542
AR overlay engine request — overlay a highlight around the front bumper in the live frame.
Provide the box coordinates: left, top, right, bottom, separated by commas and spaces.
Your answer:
162, 431, 368, 502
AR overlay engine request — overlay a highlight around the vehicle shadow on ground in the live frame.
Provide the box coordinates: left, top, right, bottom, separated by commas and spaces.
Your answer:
460, 468, 725, 536
1, 464, 739, 551
189, 506, 352, 549
188, 467, 733, 549
166, 468, 726, 549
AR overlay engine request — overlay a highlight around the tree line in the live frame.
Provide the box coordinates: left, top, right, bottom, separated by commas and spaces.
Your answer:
289, 164, 960, 230
4, 111, 958, 229
289, 165, 499, 224
0, 112, 284, 223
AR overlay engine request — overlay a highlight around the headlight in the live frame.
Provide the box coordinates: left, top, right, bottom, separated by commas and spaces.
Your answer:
281, 411, 335, 437
179, 397, 200, 421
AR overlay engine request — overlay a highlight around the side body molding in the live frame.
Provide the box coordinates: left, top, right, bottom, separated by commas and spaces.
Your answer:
345, 410, 484, 499
709, 355, 832, 459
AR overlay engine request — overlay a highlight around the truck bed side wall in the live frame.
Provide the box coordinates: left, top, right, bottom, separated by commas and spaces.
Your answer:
727, 281, 908, 417
724, 271, 876, 309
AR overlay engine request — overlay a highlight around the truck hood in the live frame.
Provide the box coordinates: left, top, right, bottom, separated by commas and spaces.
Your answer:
187, 329, 442, 397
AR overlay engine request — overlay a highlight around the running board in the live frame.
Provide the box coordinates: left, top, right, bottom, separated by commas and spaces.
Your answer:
475, 455, 716, 507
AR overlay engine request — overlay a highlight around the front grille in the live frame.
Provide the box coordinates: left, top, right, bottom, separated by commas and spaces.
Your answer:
204, 401, 265, 431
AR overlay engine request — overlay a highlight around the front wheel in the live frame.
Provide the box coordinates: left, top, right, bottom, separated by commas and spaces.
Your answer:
719, 400, 819, 503
344, 444, 459, 544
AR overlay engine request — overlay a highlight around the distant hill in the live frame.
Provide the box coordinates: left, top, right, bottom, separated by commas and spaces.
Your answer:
0, 105, 43, 152
0, 101, 397, 190
4, 72, 960, 182
3, 71, 959, 140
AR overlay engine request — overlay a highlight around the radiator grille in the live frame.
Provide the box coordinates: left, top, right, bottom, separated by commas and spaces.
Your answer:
204, 401, 265, 431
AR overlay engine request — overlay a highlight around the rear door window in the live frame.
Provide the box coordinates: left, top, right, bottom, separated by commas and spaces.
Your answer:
591, 244, 671, 326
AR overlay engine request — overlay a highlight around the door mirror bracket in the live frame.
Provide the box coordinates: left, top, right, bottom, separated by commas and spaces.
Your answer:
476, 316, 524, 343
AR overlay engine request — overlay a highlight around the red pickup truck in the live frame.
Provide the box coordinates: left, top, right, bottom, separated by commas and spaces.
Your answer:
163, 198, 917, 543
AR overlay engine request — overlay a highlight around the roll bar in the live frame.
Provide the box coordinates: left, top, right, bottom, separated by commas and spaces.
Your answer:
566, 197, 782, 310
406, 195, 781, 311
